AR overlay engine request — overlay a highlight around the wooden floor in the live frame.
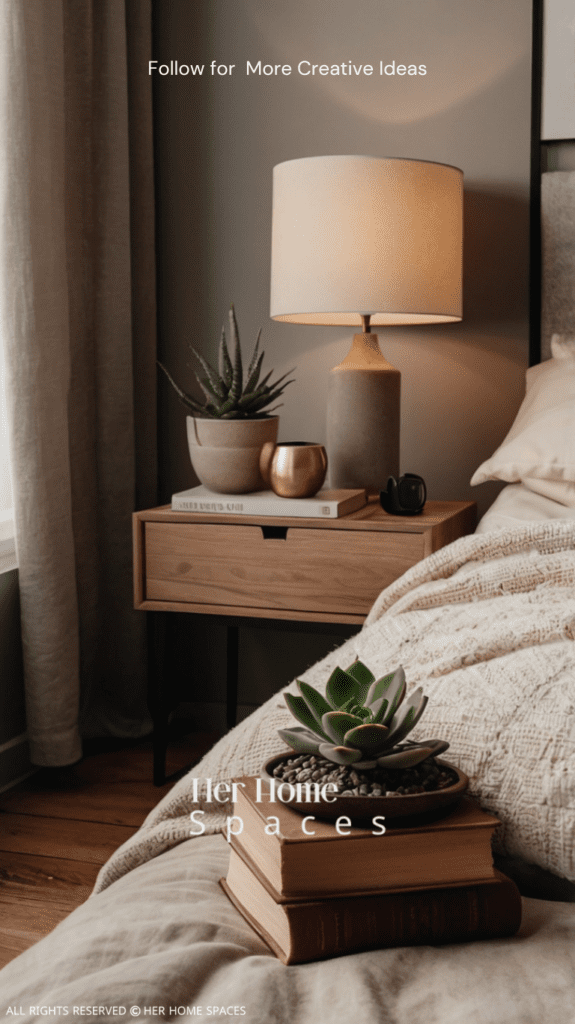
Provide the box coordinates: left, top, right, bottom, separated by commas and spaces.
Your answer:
0, 730, 219, 969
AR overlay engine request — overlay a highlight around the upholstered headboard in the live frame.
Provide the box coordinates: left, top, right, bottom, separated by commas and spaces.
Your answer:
541, 171, 575, 361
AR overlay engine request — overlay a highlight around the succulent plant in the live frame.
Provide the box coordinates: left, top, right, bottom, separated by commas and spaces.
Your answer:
158, 305, 295, 419
278, 660, 449, 770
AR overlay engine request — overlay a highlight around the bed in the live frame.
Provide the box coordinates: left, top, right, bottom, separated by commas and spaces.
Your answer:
2, 228, 575, 1022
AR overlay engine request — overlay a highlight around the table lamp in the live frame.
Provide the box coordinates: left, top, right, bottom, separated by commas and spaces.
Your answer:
270, 155, 463, 492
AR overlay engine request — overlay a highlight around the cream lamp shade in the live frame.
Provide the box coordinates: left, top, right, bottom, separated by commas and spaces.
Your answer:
269, 155, 463, 493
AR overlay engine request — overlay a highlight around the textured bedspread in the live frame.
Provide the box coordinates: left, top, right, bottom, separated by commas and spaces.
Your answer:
2, 835, 575, 1024
94, 519, 575, 891
2, 519, 575, 1022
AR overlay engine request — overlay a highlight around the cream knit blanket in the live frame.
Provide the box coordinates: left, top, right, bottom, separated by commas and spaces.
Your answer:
94, 520, 575, 893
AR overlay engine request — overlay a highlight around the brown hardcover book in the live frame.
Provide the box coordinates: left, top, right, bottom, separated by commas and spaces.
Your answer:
220, 846, 522, 965
230, 776, 500, 898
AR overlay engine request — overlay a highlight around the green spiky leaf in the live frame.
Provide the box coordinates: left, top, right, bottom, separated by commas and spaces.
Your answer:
157, 362, 206, 414
242, 381, 295, 413
189, 346, 227, 401
245, 330, 263, 386
229, 305, 243, 402
197, 375, 223, 404
237, 384, 275, 410
158, 306, 294, 419
244, 349, 265, 395
218, 325, 233, 387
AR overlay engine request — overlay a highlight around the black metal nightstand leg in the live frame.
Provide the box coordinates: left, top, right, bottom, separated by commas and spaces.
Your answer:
152, 716, 170, 788
226, 624, 239, 729
147, 611, 172, 786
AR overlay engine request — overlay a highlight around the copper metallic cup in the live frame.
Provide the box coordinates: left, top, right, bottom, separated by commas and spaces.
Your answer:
259, 441, 328, 498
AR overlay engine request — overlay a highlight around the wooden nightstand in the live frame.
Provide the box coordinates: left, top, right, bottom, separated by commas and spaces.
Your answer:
133, 498, 476, 783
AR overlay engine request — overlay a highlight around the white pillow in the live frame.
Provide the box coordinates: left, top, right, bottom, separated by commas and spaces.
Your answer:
471, 334, 575, 506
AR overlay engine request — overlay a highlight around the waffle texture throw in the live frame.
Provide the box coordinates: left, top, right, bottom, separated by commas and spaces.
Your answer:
94, 520, 575, 894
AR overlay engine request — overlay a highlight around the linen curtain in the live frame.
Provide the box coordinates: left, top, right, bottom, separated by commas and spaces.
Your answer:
0, 0, 157, 765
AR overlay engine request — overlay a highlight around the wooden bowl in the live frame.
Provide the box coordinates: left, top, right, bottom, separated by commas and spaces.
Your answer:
261, 753, 469, 824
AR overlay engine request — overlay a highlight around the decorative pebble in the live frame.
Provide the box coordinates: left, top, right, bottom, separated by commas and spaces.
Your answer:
271, 754, 458, 797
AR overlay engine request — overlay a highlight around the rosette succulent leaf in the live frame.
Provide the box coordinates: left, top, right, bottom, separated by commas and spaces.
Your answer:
278, 660, 449, 770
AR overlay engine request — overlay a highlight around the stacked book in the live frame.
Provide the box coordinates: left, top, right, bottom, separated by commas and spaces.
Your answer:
220, 776, 522, 965
171, 485, 367, 518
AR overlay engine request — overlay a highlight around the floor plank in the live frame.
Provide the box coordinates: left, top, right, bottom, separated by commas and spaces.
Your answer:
0, 881, 90, 930
0, 813, 136, 863
0, 779, 174, 827
0, 851, 101, 888
0, 730, 218, 969
0, 881, 89, 960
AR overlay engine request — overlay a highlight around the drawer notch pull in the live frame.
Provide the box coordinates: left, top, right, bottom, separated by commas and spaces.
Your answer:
261, 525, 288, 541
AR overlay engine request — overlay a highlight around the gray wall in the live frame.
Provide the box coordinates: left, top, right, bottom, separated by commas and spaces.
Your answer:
152, 0, 534, 726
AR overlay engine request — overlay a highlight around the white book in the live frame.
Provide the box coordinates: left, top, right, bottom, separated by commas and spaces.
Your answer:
171, 485, 367, 518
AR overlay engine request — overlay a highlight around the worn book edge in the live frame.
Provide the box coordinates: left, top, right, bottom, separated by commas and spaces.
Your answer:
228, 837, 498, 904
219, 866, 522, 966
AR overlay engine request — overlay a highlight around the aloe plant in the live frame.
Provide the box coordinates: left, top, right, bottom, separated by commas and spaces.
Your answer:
278, 660, 449, 770
158, 305, 295, 419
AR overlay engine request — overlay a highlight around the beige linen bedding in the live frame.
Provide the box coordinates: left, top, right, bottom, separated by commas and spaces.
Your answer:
1, 519, 575, 1021
1, 834, 575, 1024
476, 482, 575, 533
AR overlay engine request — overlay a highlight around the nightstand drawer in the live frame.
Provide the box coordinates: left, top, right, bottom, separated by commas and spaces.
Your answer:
144, 521, 423, 617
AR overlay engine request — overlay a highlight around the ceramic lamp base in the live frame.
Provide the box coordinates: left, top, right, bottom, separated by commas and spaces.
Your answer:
326, 333, 400, 493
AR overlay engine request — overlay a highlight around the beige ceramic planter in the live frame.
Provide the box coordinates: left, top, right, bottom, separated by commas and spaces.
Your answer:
186, 415, 279, 494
